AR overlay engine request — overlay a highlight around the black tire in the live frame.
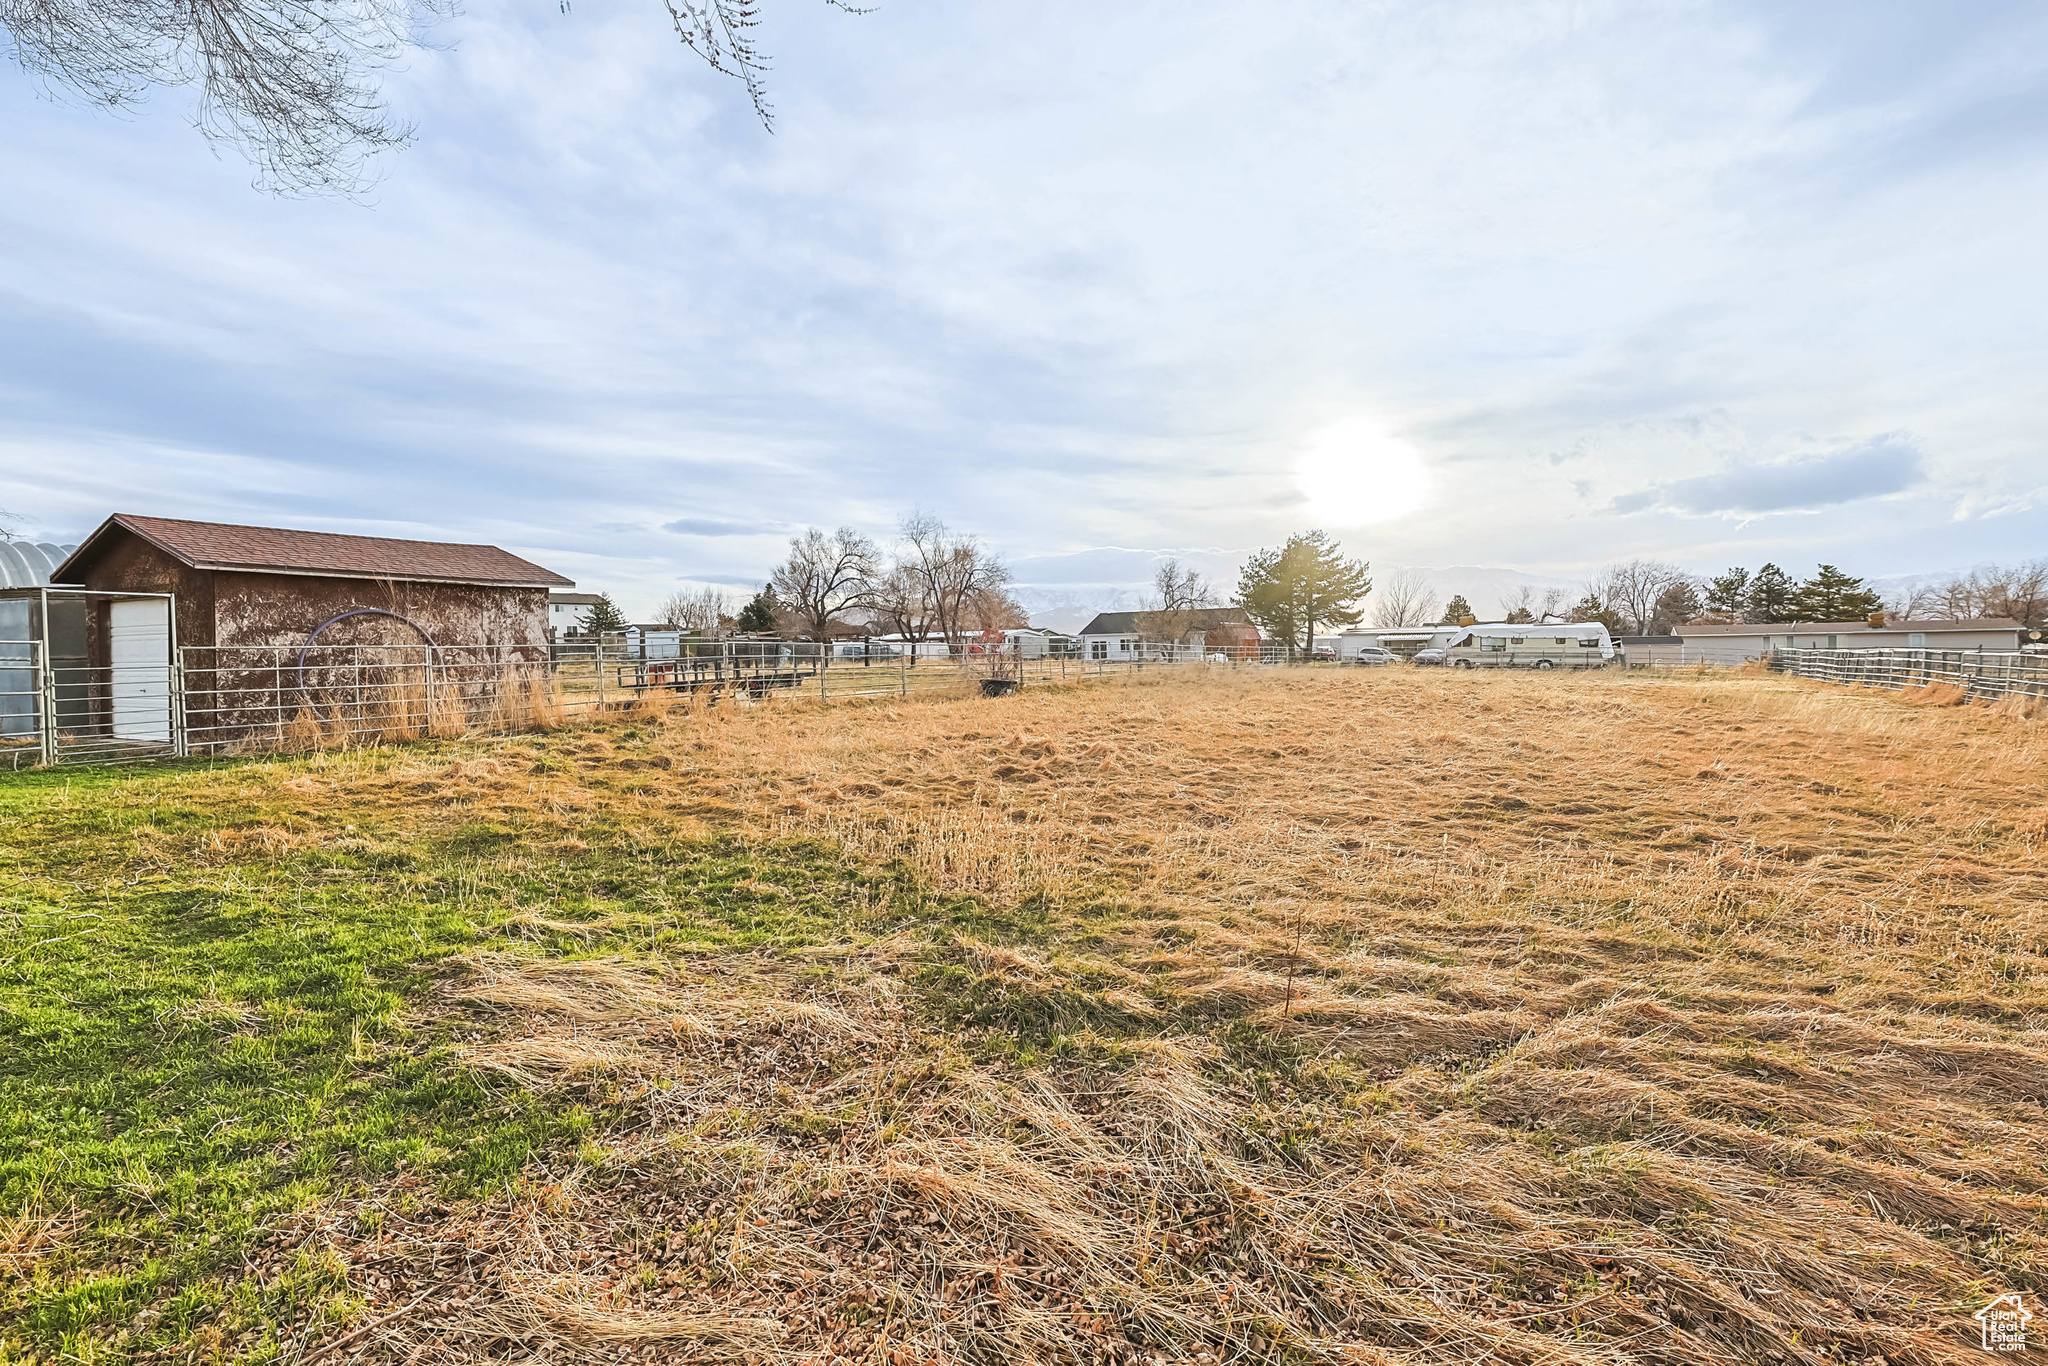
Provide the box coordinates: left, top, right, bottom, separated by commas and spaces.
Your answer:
1453, 659, 1473, 670
1534, 658, 1555, 670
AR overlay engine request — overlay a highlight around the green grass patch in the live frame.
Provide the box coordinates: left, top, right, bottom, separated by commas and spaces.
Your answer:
0, 748, 942, 1361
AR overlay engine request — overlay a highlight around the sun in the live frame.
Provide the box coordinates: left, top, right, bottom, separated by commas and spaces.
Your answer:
1292, 417, 1431, 524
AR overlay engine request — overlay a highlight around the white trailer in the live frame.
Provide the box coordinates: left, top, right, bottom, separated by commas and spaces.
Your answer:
1440, 622, 1614, 669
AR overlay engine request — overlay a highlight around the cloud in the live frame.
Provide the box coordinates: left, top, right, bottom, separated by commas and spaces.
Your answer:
1609, 434, 1928, 517
683, 574, 770, 587
6, 0, 2048, 596
662, 518, 782, 537
1009, 548, 1172, 585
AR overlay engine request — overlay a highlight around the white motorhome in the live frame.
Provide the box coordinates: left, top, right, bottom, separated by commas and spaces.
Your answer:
1440, 622, 1614, 669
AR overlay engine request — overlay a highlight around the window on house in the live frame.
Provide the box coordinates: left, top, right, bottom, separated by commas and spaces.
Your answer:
1090, 640, 1107, 659
1909, 633, 1925, 647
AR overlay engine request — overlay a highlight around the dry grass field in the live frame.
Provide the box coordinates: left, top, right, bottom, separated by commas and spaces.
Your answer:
7, 664, 2048, 1364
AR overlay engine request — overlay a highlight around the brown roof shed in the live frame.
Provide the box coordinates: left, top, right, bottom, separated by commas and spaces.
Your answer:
56, 515, 572, 589
51, 515, 573, 658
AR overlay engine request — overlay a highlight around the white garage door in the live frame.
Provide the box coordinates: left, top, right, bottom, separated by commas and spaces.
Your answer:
110, 598, 173, 743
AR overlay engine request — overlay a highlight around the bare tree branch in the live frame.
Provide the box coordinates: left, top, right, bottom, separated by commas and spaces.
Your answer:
654, 585, 732, 632
1585, 559, 1694, 636
770, 526, 879, 639
1900, 561, 2048, 629
1370, 568, 1432, 627
2, 0, 857, 193
891, 510, 1010, 645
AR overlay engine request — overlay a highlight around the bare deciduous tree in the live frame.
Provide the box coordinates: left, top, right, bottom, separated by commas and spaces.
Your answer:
1, 0, 855, 193
1900, 561, 2048, 629
964, 587, 1028, 633
1136, 557, 1217, 643
893, 511, 1011, 645
864, 561, 937, 642
770, 526, 879, 639
654, 586, 732, 633
1370, 568, 1433, 627
1153, 559, 1213, 612
1497, 585, 1571, 624
1586, 560, 1695, 636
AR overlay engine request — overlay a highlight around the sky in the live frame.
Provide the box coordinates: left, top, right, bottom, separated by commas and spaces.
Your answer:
3, 0, 2047, 622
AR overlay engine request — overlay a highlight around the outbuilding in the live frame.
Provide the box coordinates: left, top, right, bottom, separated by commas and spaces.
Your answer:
1616, 635, 1686, 666
49, 515, 573, 749
1678, 617, 2023, 665
56, 515, 572, 651
1334, 627, 1463, 660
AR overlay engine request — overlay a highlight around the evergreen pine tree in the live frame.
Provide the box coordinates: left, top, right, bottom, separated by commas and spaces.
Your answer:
1745, 563, 1795, 622
579, 593, 629, 635
1567, 593, 1623, 634
1792, 564, 1884, 621
1650, 580, 1703, 633
1233, 531, 1372, 657
1705, 567, 1751, 619
735, 585, 780, 635
1439, 594, 1475, 625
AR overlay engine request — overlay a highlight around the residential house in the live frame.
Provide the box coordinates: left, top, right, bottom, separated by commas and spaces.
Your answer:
1678, 617, 2023, 665
548, 591, 602, 639
1075, 606, 1259, 661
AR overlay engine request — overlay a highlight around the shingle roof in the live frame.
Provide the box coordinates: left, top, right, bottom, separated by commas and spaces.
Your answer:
57, 515, 573, 589
1077, 606, 1253, 636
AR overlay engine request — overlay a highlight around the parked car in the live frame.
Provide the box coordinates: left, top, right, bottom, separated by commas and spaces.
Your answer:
1312, 646, 1339, 661
1346, 647, 1398, 666
1411, 647, 1449, 666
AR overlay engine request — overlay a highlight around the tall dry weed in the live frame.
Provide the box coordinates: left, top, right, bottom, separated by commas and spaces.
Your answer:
265, 667, 2048, 1364
283, 946, 2048, 1365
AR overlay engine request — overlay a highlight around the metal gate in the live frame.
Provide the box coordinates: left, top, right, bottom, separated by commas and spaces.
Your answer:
0, 588, 183, 769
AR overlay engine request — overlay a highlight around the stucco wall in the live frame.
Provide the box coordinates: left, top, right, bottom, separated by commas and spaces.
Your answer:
72, 535, 214, 655
208, 573, 548, 652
